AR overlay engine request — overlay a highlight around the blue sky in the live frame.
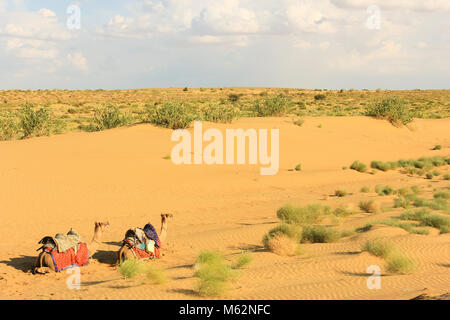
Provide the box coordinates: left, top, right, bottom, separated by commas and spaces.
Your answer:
0, 0, 449, 90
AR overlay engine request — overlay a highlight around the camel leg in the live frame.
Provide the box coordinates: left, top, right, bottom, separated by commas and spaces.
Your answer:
34, 252, 56, 274
117, 246, 136, 264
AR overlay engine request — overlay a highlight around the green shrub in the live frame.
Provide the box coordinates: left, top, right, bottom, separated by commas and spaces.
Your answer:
394, 197, 411, 209
371, 161, 391, 171
194, 251, 237, 296
301, 225, 340, 243
19, 103, 64, 138
360, 186, 370, 193
314, 94, 326, 101
432, 145, 442, 150
401, 209, 450, 234
359, 200, 379, 213
335, 189, 348, 197
252, 95, 292, 117
333, 205, 354, 217
411, 185, 421, 194
201, 103, 239, 123
276, 204, 331, 225
362, 238, 394, 259
119, 259, 167, 284
386, 253, 415, 274
293, 117, 305, 126
365, 97, 413, 125
375, 185, 394, 196
397, 187, 411, 196
295, 163, 302, 171
93, 105, 129, 130
262, 223, 302, 248
228, 94, 241, 103
234, 254, 252, 269
350, 161, 368, 173
145, 101, 198, 129
0, 111, 19, 140
375, 219, 429, 235
443, 174, 450, 180
434, 191, 450, 200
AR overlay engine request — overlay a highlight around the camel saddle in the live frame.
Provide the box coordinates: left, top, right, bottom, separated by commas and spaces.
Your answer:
37, 229, 84, 254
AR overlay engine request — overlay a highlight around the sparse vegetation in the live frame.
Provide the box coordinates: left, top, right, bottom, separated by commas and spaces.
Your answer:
145, 101, 197, 129
386, 253, 416, 274
252, 95, 292, 117
375, 185, 394, 196
362, 238, 394, 259
262, 223, 302, 248
18, 103, 65, 138
194, 251, 238, 296
266, 234, 302, 256
301, 225, 341, 243
400, 208, 450, 234
350, 161, 368, 173
365, 97, 413, 126
201, 103, 239, 123
119, 259, 167, 284
360, 186, 370, 193
92, 105, 129, 130
293, 117, 305, 126
359, 200, 380, 213
362, 238, 416, 274
276, 204, 331, 225
334, 189, 348, 197
234, 254, 252, 269
0, 89, 449, 141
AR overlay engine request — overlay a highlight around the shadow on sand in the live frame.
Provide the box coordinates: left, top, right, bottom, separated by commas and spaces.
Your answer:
92, 250, 117, 265
0, 255, 36, 272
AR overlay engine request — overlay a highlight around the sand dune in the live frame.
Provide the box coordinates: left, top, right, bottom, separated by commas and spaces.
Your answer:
0, 116, 449, 300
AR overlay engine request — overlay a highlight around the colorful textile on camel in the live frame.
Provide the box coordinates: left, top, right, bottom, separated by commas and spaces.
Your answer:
44, 242, 89, 272
123, 240, 160, 260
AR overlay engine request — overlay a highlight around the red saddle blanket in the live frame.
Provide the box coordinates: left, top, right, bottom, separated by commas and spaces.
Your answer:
125, 240, 160, 260
44, 243, 89, 272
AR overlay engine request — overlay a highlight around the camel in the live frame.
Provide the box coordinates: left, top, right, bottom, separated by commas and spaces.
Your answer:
117, 213, 173, 263
34, 221, 110, 274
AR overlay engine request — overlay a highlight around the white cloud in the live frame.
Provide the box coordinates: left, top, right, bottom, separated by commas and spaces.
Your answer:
319, 41, 330, 49
193, 0, 260, 34
5, 38, 59, 60
333, 0, 450, 11
189, 35, 249, 46
332, 40, 413, 73
67, 52, 88, 72
0, 8, 71, 40
416, 41, 428, 48
39, 8, 56, 18
293, 40, 312, 49
99, 0, 346, 39
286, 0, 341, 34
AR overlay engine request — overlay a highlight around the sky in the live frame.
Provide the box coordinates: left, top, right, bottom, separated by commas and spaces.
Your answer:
0, 0, 449, 90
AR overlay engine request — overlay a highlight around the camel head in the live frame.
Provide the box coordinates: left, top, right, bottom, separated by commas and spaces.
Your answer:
161, 213, 173, 224
94, 221, 110, 232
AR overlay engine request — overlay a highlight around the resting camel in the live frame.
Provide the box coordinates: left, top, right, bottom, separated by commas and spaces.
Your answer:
34, 221, 110, 274
117, 213, 172, 263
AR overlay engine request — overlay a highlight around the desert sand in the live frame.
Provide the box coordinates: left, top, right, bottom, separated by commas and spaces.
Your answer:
0, 116, 449, 300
